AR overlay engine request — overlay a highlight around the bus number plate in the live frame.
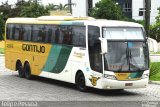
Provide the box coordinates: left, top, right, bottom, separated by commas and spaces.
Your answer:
125, 83, 133, 86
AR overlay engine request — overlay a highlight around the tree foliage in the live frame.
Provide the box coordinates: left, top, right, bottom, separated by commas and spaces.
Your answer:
150, 22, 160, 42
46, 3, 58, 10
156, 7, 160, 23
0, 14, 4, 40
90, 0, 126, 20
46, 3, 69, 11
150, 7, 160, 42
0, 0, 50, 38
20, 0, 49, 17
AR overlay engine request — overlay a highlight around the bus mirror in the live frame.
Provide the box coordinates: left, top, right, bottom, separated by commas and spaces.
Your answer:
99, 38, 108, 54
147, 37, 158, 53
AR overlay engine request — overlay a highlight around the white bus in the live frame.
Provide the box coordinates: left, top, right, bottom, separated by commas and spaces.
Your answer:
5, 16, 149, 91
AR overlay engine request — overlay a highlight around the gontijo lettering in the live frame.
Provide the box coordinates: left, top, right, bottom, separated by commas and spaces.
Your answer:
22, 44, 45, 53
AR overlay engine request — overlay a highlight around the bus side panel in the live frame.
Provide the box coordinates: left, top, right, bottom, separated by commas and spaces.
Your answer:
5, 40, 23, 71
38, 44, 72, 82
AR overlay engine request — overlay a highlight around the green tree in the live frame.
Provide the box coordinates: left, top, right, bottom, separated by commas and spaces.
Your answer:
150, 7, 160, 42
46, 3, 57, 10
150, 22, 160, 42
90, 0, 126, 20
0, 1, 12, 40
54, 3, 69, 10
156, 7, 160, 23
0, 14, 4, 40
20, 0, 49, 17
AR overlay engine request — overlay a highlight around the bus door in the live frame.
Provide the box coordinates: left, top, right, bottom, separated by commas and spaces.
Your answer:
88, 26, 103, 75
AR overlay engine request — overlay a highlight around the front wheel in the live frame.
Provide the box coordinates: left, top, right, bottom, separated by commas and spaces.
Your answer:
24, 63, 32, 80
76, 72, 88, 92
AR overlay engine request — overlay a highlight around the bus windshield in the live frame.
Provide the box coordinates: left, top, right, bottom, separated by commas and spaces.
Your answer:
103, 27, 144, 40
103, 27, 149, 72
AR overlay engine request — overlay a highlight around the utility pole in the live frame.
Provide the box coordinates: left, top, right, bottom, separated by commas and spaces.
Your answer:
68, 0, 72, 14
145, 0, 151, 37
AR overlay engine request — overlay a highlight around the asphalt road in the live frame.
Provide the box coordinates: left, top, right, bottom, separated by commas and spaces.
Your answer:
0, 55, 160, 107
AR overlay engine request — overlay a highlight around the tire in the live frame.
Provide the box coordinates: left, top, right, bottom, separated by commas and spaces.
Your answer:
17, 62, 25, 78
24, 63, 32, 80
76, 72, 88, 92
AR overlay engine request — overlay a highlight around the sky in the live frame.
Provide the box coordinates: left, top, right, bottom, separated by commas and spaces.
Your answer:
0, 0, 68, 5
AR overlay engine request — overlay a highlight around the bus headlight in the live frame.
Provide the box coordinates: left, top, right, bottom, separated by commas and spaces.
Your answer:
141, 73, 149, 79
103, 74, 117, 80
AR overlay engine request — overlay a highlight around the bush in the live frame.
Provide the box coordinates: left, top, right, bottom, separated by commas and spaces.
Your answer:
90, 0, 126, 20
150, 62, 160, 77
150, 22, 160, 42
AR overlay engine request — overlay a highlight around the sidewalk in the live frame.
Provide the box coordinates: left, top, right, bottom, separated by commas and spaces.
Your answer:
149, 80, 160, 85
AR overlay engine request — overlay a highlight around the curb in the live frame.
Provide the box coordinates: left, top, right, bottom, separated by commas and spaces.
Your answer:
149, 80, 160, 85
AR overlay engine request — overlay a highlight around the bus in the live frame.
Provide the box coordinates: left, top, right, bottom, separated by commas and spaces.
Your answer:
5, 16, 150, 91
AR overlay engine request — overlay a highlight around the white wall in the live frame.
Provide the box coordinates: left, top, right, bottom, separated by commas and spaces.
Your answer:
132, 0, 144, 21
72, 0, 87, 16
72, 0, 160, 24
132, 0, 160, 24
150, 0, 160, 24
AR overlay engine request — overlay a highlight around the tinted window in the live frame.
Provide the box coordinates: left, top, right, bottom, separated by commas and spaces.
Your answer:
62, 26, 72, 44
72, 26, 86, 47
12, 24, 21, 40
45, 25, 57, 43
32, 25, 45, 42
22, 24, 32, 41
55, 26, 72, 45
6, 24, 14, 39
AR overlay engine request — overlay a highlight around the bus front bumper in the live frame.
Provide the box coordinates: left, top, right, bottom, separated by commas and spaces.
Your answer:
101, 78, 149, 89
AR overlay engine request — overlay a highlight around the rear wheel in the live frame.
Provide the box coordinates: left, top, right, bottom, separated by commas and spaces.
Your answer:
24, 63, 32, 80
76, 72, 88, 91
17, 62, 24, 78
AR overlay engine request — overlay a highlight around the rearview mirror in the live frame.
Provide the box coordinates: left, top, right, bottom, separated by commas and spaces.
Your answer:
99, 37, 108, 54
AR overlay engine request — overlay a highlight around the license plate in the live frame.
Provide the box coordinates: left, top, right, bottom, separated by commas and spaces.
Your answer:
125, 83, 133, 86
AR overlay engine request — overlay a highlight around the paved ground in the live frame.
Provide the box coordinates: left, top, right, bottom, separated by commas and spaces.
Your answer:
0, 56, 160, 107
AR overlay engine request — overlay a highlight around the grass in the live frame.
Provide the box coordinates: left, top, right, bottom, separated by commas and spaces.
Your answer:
0, 41, 4, 54
149, 62, 160, 81
0, 48, 4, 54
150, 72, 160, 81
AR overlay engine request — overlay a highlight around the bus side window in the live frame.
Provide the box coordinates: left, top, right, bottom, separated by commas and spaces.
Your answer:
55, 27, 60, 43
72, 26, 86, 47
55, 26, 65, 44
13, 24, 21, 40
63, 26, 72, 45
88, 26, 102, 73
45, 25, 56, 43
23, 24, 32, 41
6, 24, 14, 40
32, 25, 45, 42
19, 26, 25, 40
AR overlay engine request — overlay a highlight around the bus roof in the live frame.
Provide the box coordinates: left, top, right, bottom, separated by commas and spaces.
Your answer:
6, 16, 143, 28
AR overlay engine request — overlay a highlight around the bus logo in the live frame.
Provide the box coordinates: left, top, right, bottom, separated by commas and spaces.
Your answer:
73, 52, 85, 58
89, 76, 100, 86
22, 44, 45, 53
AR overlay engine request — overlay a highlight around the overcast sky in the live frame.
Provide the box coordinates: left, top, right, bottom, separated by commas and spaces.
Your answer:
0, 0, 68, 5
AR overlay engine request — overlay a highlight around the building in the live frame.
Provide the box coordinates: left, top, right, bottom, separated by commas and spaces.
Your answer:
71, 0, 160, 24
